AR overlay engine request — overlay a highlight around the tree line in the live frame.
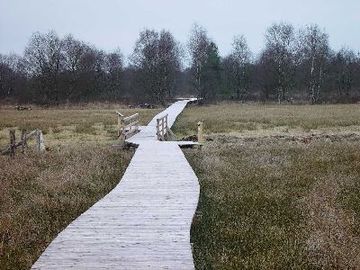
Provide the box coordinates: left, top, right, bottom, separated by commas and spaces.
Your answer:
1, 23, 359, 105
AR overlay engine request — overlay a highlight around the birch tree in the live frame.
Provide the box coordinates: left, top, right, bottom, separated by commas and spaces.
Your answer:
298, 24, 329, 103
188, 24, 211, 99
228, 35, 251, 100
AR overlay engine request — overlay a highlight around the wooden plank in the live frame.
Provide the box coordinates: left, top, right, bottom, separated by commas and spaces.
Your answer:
123, 113, 139, 123
122, 120, 139, 130
32, 99, 199, 269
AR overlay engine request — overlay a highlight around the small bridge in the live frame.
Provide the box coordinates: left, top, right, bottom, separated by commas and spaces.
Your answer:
32, 99, 200, 269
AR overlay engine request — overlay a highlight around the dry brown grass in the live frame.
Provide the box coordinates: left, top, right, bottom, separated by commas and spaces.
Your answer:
0, 106, 160, 148
173, 102, 360, 138
0, 146, 133, 269
306, 174, 360, 269
173, 102, 360, 269
0, 104, 160, 270
185, 137, 360, 269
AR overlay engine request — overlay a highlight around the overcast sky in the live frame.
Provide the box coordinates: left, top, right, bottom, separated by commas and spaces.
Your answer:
1, 0, 359, 59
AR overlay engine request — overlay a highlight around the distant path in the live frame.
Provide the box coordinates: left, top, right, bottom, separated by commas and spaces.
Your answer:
32, 99, 200, 269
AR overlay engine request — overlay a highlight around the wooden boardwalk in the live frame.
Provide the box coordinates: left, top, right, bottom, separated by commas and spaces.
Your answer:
32, 99, 200, 269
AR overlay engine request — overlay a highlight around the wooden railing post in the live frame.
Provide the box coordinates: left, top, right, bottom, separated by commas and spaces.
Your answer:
116, 111, 125, 138
21, 129, 27, 153
156, 118, 160, 140
118, 115, 122, 137
36, 129, 45, 152
161, 117, 165, 140
119, 119, 125, 147
197, 121, 205, 144
165, 115, 168, 131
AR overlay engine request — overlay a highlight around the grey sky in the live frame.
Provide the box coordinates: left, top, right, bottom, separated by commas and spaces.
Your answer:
1, 0, 359, 59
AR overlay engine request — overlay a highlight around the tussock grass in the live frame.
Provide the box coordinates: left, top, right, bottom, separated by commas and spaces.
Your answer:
185, 138, 360, 269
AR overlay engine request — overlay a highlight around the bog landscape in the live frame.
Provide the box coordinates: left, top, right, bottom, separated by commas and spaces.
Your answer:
1, 1, 360, 269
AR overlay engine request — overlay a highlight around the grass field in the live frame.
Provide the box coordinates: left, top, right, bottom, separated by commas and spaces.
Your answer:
0, 105, 160, 270
173, 102, 360, 138
1, 102, 360, 269
173, 102, 360, 269
0, 105, 160, 147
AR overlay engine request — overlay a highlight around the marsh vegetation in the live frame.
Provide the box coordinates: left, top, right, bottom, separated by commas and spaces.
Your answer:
174, 103, 360, 269
0, 105, 160, 269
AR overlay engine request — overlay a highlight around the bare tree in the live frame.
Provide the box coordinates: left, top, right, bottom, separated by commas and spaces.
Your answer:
158, 31, 182, 98
62, 35, 86, 100
130, 29, 181, 104
228, 35, 252, 100
63, 35, 85, 73
24, 31, 64, 104
188, 24, 211, 99
335, 48, 357, 98
265, 23, 296, 103
257, 49, 278, 101
298, 24, 329, 103
104, 50, 124, 98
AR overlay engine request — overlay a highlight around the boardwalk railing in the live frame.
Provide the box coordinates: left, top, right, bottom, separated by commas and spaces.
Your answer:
156, 114, 169, 141
117, 112, 140, 142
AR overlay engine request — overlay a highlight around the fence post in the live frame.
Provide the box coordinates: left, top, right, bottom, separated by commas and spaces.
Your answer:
9, 129, 16, 157
197, 121, 205, 144
118, 114, 122, 137
36, 129, 45, 152
21, 129, 27, 153
116, 111, 125, 138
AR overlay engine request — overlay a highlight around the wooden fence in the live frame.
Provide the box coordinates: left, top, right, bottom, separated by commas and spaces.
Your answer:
117, 112, 140, 144
1, 129, 45, 156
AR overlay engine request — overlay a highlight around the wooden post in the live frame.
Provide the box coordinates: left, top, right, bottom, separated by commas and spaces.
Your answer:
116, 111, 124, 138
9, 129, 16, 157
161, 118, 165, 141
21, 129, 27, 153
118, 114, 122, 137
197, 121, 205, 144
164, 115, 169, 141
36, 129, 45, 152
156, 119, 160, 140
